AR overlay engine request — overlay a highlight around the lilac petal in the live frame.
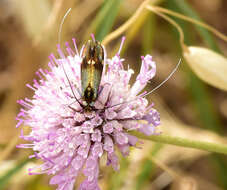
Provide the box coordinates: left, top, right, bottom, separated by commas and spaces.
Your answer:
114, 132, 128, 145
78, 142, 90, 158
95, 84, 111, 106
103, 135, 114, 153
74, 134, 88, 146
138, 55, 156, 84
91, 129, 102, 142
91, 142, 103, 158
55, 180, 75, 190
138, 124, 156, 136
117, 107, 137, 119
74, 112, 85, 122
85, 157, 97, 171
105, 108, 117, 120
103, 122, 114, 134
118, 144, 129, 156
143, 109, 160, 127
82, 121, 94, 133
111, 120, 123, 131
121, 120, 139, 130
130, 55, 156, 96
62, 181, 75, 190
91, 115, 103, 126
126, 134, 138, 146
50, 175, 62, 185
83, 157, 99, 185
107, 55, 124, 71
50, 174, 69, 185
72, 155, 85, 170
79, 179, 100, 190
107, 152, 119, 171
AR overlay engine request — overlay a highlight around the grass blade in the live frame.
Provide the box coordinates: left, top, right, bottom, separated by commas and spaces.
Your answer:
95, 0, 122, 41
165, 1, 227, 188
0, 159, 30, 190
170, 0, 220, 53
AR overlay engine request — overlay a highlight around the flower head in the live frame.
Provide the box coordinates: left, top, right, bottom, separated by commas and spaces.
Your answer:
16, 37, 160, 190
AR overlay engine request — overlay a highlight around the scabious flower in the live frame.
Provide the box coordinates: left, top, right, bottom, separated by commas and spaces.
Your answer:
16, 37, 160, 190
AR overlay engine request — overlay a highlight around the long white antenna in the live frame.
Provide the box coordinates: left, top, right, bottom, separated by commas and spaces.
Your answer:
141, 58, 181, 98
58, 8, 72, 45
106, 58, 182, 109
57, 8, 84, 108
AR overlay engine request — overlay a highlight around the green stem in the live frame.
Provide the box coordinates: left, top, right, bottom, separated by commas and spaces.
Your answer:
130, 132, 227, 155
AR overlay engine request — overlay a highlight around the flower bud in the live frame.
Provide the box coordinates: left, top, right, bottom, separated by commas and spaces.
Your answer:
184, 46, 227, 91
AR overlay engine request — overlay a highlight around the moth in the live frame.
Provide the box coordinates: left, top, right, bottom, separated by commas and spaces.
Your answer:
80, 39, 104, 111
65, 37, 180, 113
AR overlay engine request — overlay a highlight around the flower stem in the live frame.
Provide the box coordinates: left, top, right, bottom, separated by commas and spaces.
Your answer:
146, 5, 227, 43
130, 132, 227, 155
102, 0, 151, 46
146, 6, 188, 52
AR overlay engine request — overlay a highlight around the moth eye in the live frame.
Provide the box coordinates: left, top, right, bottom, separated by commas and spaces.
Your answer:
60, 86, 63, 90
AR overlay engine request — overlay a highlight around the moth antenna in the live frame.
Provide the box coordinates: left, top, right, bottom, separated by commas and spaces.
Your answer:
57, 8, 84, 109
58, 8, 72, 45
106, 58, 182, 109
141, 58, 182, 98
61, 61, 84, 108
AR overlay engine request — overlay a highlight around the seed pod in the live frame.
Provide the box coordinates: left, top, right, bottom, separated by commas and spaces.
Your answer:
184, 46, 227, 91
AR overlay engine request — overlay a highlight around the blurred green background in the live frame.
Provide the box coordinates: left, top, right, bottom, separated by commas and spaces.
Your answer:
0, 0, 227, 189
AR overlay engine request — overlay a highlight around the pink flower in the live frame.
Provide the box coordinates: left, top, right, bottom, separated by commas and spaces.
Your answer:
16, 38, 160, 190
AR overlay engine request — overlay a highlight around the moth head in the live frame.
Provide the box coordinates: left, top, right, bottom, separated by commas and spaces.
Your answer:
82, 40, 104, 63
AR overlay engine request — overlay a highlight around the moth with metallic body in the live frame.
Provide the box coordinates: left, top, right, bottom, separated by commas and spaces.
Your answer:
80, 39, 104, 111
